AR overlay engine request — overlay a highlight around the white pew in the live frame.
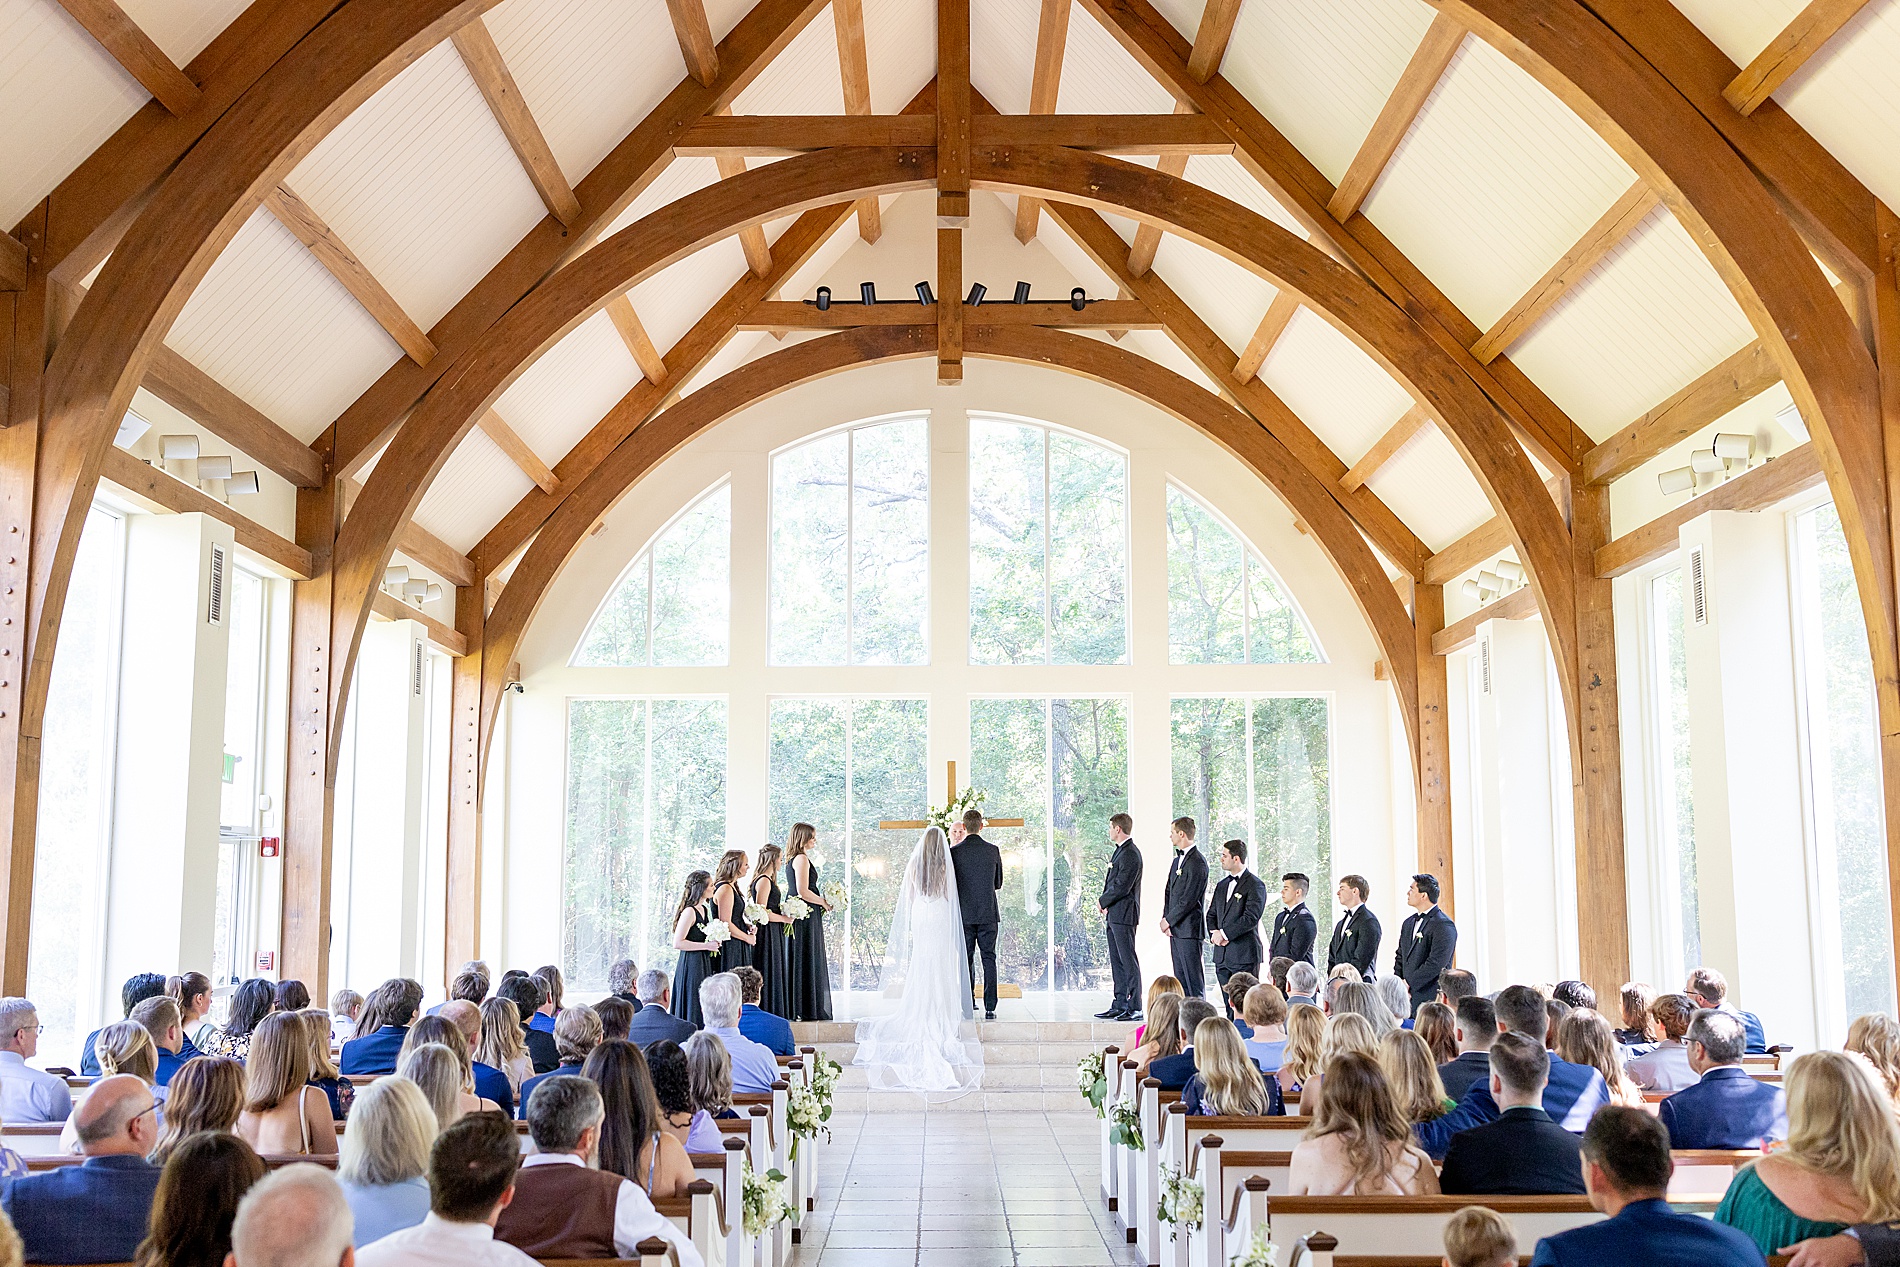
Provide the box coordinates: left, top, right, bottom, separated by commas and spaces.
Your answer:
1095, 1042, 1122, 1211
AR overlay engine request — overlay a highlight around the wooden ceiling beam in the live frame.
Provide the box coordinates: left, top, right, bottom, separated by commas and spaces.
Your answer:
1432, 584, 1536, 654
1582, 340, 1781, 486
739, 298, 1161, 328
53, 0, 200, 116
474, 409, 559, 495
1234, 289, 1300, 382
1127, 101, 1196, 276
606, 295, 668, 383
1471, 179, 1658, 363
341, 476, 477, 588
1015, 0, 1073, 243
715, 156, 775, 276
0, 234, 25, 294
371, 590, 467, 656
451, 18, 582, 226
1328, 13, 1464, 222
262, 184, 435, 366
832, 0, 882, 242
1723, 0, 1872, 116
1596, 443, 1823, 577
664, 0, 721, 87
140, 346, 325, 488
1341, 405, 1432, 492
1186, 0, 1243, 82
670, 112, 1231, 154
98, 445, 311, 579
939, 0, 970, 384
1418, 473, 1567, 585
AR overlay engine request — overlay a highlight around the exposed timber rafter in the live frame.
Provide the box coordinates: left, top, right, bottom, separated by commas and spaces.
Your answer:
1234, 289, 1300, 382
53, 0, 200, 116
1583, 340, 1781, 486
832, 0, 882, 242
673, 112, 1231, 154
140, 345, 326, 488
1723, 0, 1872, 117
664, 0, 721, 86
1185, 0, 1242, 82
474, 410, 559, 494
1341, 405, 1432, 492
738, 299, 1161, 329
713, 116, 774, 277
606, 295, 668, 383
0, 234, 25, 294
451, 18, 582, 226
1126, 102, 1196, 277
1328, 12, 1464, 221
1013, 0, 1072, 244
262, 183, 436, 366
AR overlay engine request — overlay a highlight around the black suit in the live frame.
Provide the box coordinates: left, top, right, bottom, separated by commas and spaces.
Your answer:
952, 834, 1005, 1013
1326, 904, 1381, 978
1206, 869, 1267, 998
1438, 1106, 1586, 1195
1162, 846, 1209, 997
1393, 905, 1457, 1017
1100, 838, 1144, 1012
1268, 901, 1317, 965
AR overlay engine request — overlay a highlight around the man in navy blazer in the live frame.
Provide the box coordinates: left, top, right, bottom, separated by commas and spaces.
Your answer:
734, 967, 795, 1056
339, 1019, 411, 1076
628, 970, 698, 1048
1416, 985, 1608, 1160
1147, 999, 1220, 1091
1438, 1034, 1586, 1195
3, 1075, 163, 1264
1530, 1106, 1767, 1267
1658, 1011, 1786, 1149
1687, 967, 1769, 1054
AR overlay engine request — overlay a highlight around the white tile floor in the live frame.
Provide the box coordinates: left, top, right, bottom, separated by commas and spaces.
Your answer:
819, 991, 1126, 1023
797, 1109, 1136, 1267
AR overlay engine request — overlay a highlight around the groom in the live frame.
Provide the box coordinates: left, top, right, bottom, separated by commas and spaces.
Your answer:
951, 810, 1004, 1019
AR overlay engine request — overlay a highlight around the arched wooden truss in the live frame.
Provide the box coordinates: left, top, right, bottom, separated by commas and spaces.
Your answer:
4, 0, 1896, 1002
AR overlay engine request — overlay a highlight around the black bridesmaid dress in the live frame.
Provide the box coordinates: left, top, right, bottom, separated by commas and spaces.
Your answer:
753, 874, 792, 1019
671, 900, 714, 1028
786, 858, 833, 1022
712, 879, 753, 973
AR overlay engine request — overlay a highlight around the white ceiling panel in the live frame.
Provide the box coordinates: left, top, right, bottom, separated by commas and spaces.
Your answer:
863, 0, 937, 113
1360, 36, 1637, 330
165, 207, 403, 443
1180, 155, 1306, 237
1364, 427, 1492, 550
629, 238, 753, 355
597, 156, 723, 239
494, 309, 643, 467
1149, 0, 1201, 43
1220, 0, 1437, 187
704, 0, 759, 43
485, 0, 686, 185
971, 0, 1033, 114
285, 40, 548, 332
413, 427, 536, 554
1507, 207, 1757, 441
1258, 307, 1415, 464
1116, 328, 1221, 396
735, 0, 846, 114
1057, 3, 1177, 115
1151, 235, 1276, 355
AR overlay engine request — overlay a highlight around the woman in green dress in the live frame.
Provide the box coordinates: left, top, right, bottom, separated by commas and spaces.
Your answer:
1714, 1051, 1900, 1257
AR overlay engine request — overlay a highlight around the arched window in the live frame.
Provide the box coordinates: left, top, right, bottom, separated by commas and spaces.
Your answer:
771, 414, 930, 666
1166, 483, 1321, 664
969, 416, 1128, 665
573, 483, 730, 667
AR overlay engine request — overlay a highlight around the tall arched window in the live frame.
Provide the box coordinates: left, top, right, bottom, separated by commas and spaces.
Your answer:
771, 414, 930, 666
1166, 483, 1321, 664
573, 484, 731, 667
969, 416, 1128, 665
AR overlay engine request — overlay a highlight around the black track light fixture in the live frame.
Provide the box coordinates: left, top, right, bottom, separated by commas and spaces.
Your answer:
815, 286, 831, 311
1013, 281, 1032, 304
860, 281, 877, 306
1071, 287, 1087, 311
965, 283, 987, 306
915, 281, 936, 305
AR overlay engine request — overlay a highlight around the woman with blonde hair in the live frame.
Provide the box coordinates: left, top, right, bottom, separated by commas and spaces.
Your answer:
684, 1031, 738, 1121
235, 1012, 336, 1156
1277, 1003, 1327, 1102
396, 1043, 466, 1131
476, 996, 532, 1093
1183, 1016, 1274, 1116
1378, 1029, 1453, 1123
1299, 1012, 1378, 1115
61, 1021, 166, 1152
784, 822, 833, 1022
1126, 992, 1183, 1078
398, 1017, 500, 1118
1845, 1013, 1900, 1105
300, 1010, 353, 1120
1330, 982, 1396, 1037
337, 1076, 437, 1246
1716, 1050, 1900, 1255
1287, 1051, 1439, 1195
1413, 1001, 1458, 1066
149, 1056, 244, 1165
1556, 1008, 1644, 1108
1131, 977, 1183, 1048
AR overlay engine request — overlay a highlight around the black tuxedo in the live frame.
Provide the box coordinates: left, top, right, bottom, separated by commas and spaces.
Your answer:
1326, 904, 1381, 978
1206, 869, 1266, 997
1100, 838, 1144, 1011
1393, 905, 1457, 1017
1162, 846, 1209, 997
952, 834, 1004, 1013
1268, 901, 1317, 965
1438, 1106, 1586, 1195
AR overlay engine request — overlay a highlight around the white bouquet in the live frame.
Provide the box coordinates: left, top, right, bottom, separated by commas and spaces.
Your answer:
807, 1050, 842, 1114
927, 785, 987, 834
1076, 1049, 1108, 1116
782, 895, 813, 921
822, 879, 848, 912
1108, 1097, 1143, 1151
786, 1078, 831, 1157
702, 918, 732, 947
743, 900, 770, 927
1229, 1228, 1278, 1267
741, 1160, 792, 1238
1158, 1164, 1204, 1235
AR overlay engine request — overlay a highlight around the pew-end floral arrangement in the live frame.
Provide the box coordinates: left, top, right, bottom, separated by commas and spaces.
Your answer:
742, 1160, 792, 1238
1229, 1227, 1277, 1267
1157, 1164, 1204, 1238
1076, 1049, 1108, 1116
1107, 1096, 1143, 1151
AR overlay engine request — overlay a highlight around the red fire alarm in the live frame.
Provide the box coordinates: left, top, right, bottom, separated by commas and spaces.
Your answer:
256, 952, 274, 973
260, 837, 280, 858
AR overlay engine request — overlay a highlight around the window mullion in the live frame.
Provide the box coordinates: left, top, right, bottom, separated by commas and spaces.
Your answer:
846, 430, 856, 665
1043, 433, 1053, 665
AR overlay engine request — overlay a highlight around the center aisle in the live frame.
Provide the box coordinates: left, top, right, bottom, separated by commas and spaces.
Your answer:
801, 1108, 1133, 1267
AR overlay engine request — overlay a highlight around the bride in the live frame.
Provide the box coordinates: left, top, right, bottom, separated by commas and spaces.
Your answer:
853, 826, 984, 1094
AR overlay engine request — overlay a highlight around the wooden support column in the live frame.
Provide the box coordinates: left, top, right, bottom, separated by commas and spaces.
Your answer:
280, 476, 340, 997
445, 583, 485, 980
1875, 203, 1900, 994
938, 0, 969, 388
1413, 582, 1452, 916
1570, 480, 1629, 999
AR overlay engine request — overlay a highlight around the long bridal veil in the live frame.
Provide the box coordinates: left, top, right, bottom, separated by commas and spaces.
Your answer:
852, 826, 984, 1094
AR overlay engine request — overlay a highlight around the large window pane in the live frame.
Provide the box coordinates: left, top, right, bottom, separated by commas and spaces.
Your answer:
1049, 436, 1127, 663
1168, 483, 1319, 664
576, 485, 730, 667
969, 422, 1046, 664
1169, 698, 1249, 845
772, 436, 850, 665
972, 699, 1052, 991
1651, 569, 1700, 971
1051, 699, 1128, 993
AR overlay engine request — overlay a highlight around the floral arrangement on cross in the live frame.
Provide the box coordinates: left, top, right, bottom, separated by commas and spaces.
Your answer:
927, 785, 987, 834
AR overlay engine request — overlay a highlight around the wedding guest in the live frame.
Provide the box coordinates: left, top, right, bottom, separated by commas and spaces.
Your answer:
496, 976, 557, 1074
786, 824, 835, 1022
398, 1044, 470, 1131
132, 997, 191, 1088
516, 1007, 601, 1116
4, 1076, 163, 1263
627, 971, 696, 1049
698, 973, 780, 1093
1287, 1052, 1438, 1195
405, 1017, 505, 1121
750, 842, 793, 1019
1241, 984, 1289, 1073
341, 979, 423, 1076
1149, 999, 1220, 1091
1686, 967, 1768, 1054
528, 967, 563, 1036
1438, 996, 1495, 1102
1443, 1206, 1516, 1267
352, 1113, 533, 1267
1381, 1028, 1455, 1123
670, 871, 718, 1030
684, 1032, 741, 1126
1127, 993, 1183, 1079
644, 1040, 721, 1156
1285, 961, 1320, 1010
1378, 975, 1415, 1032
1626, 993, 1699, 1093
1331, 982, 1397, 1038
1415, 1002, 1458, 1065
167, 973, 220, 1054
275, 981, 312, 1014
1436, 968, 1480, 1010
1438, 1034, 1586, 1195
1613, 982, 1659, 1058
1557, 1008, 1645, 1109
228, 1167, 354, 1267
80, 973, 168, 1076
330, 990, 364, 1045
1298, 1012, 1379, 1115
1277, 1003, 1327, 1102
1268, 957, 1293, 996
1223, 973, 1260, 1034
204, 979, 273, 1063
732, 966, 794, 1056
337, 1076, 436, 1247
583, 1040, 693, 1200
0, 997, 71, 1123
710, 850, 758, 974
1131, 977, 1183, 1047
237, 1013, 336, 1156
1545, 998, 1572, 1051
1183, 1016, 1279, 1116
301, 1010, 355, 1122
439, 1000, 513, 1117
62, 1020, 165, 1150
133, 1131, 266, 1267
595, 997, 635, 1043
1847, 1014, 1900, 1107
1660, 1010, 1787, 1149
475, 998, 533, 1095
149, 1056, 243, 1166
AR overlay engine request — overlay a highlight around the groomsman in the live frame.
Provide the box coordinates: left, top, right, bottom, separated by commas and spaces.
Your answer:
1268, 873, 1318, 965
1097, 813, 1144, 1020
1394, 873, 1457, 1018
1206, 840, 1267, 1002
1159, 817, 1208, 999
1327, 874, 1382, 979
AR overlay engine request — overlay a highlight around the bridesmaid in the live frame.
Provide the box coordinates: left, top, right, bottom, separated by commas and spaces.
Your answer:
710, 849, 757, 973
751, 842, 793, 1019
669, 869, 716, 1029
785, 822, 834, 1022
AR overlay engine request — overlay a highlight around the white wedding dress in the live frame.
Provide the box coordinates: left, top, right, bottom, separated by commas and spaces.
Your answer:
853, 827, 984, 1095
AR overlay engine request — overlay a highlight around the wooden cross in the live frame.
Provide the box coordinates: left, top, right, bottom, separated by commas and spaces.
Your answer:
877, 760, 1026, 830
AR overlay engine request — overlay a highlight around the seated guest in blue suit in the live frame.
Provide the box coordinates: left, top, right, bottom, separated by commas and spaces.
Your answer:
530, 965, 565, 1034
1530, 1106, 1767, 1266
1148, 998, 1221, 1092
340, 978, 424, 1076
733, 967, 795, 1057
1659, 1010, 1787, 1150
626, 969, 698, 1049
1438, 1033, 1585, 1195
133, 996, 192, 1087
2, 1074, 164, 1264
79, 972, 168, 1077
498, 974, 560, 1073
1687, 966, 1769, 1055
437, 999, 513, 1118
1415, 985, 1609, 1160
1438, 996, 1496, 1102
